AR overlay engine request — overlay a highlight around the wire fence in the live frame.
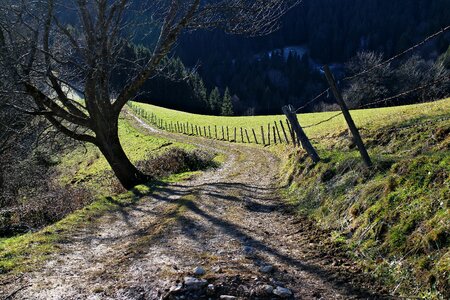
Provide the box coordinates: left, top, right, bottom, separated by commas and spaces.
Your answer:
342, 25, 450, 82
128, 102, 296, 146
129, 24, 450, 151
293, 24, 450, 113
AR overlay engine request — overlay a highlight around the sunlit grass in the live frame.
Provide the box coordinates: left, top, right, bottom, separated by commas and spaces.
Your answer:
131, 98, 450, 142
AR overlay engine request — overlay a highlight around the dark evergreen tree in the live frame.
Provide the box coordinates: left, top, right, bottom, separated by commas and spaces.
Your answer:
209, 87, 221, 114
221, 88, 234, 116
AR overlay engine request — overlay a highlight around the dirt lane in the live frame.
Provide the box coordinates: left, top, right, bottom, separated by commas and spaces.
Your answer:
1, 114, 387, 299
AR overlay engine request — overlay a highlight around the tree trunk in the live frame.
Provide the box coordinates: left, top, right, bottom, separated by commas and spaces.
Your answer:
96, 129, 149, 190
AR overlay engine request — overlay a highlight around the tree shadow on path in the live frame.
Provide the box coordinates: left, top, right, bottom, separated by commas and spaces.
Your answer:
148, 182, 389, 299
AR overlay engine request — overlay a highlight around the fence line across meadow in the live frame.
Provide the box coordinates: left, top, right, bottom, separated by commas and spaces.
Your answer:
127, 23, 450, 166
127, 102, 298, 147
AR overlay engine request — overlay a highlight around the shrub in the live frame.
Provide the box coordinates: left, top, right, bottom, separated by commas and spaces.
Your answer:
137, 148, 216, 178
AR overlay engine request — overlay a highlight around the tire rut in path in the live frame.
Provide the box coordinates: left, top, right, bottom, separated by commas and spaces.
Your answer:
1, 115, 388, 299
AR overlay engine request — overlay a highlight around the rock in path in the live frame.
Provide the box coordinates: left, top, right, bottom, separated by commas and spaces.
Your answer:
263, 284, 274, 294
260, 264, 274, 273
193, 266, 206, 275
273, 286, 293, 298
183, 276, 208, 290
243, 246, 256, 257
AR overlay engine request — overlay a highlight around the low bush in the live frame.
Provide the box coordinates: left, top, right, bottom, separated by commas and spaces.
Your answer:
137, 147, 216, 179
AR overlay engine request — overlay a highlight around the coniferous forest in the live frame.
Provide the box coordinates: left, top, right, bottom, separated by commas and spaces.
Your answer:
125, 0, 450, 115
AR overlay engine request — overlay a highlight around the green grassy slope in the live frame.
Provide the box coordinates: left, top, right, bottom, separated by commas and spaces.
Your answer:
131, 98, 449, 142
276, 102, 449, 298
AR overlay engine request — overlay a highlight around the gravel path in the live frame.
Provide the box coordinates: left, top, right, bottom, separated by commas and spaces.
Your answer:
1, 113, 388, 299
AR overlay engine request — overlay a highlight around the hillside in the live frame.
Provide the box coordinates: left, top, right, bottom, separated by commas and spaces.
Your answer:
1, 99, 448, 299
131, 98, 449, 141
121, 98, 450, 297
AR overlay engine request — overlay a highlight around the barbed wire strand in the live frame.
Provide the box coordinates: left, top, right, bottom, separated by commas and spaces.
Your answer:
300, 75, 449, 129
358, 75, 450, 109
302, 112, 343, 128
293, 25, 450, 113
342, 25, 450, 82
295, 88, 330, 112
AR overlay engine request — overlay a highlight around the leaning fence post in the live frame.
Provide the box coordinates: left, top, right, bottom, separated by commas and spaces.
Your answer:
285, 119, 296, 146
279, 120, 289, 144
245, 129, 251, 143
252, 128, 259, 144
274, 121, 282, 143
283, 105, 320, 163
240, 127, 244, 143
323, 65, 372, 167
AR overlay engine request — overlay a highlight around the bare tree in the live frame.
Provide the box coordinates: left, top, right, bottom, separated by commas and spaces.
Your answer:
343, 51, 450, 109
0, 0, 298, 189
343, 51, 392, 108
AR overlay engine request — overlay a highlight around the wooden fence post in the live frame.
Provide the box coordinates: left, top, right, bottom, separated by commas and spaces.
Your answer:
208, 126, 211, 138
240, 127, 244, 143
222, 126, 225, 140
245, 129, 251, 143
252, 128, 259, 144
273, 126, 277, 144
274, 121, 282, 143
283, 105, 320, 163
215, 125, 218, 139
285, 119, 296, 146
323, 65, 372, 167
261, 126, 265, 145
279, 120, 289, 144
234, 127, 237, 142
227, 126, 229, 141
267, 123, 271, 145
